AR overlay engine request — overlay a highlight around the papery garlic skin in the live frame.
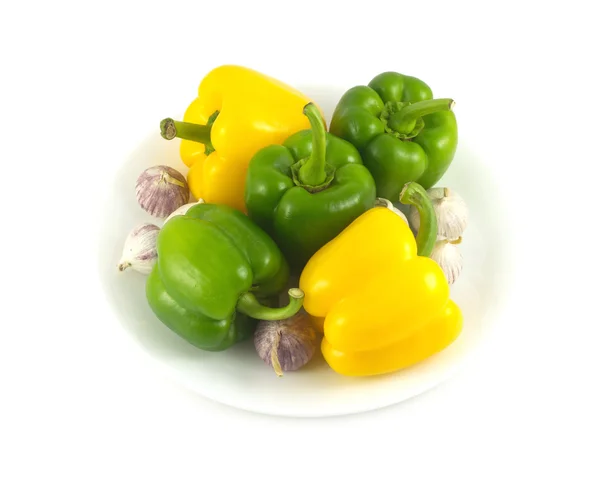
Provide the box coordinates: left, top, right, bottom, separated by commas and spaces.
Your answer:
136, 165, 190, 218
164, 199, 205, 224
431, 237, 463, 285
376, 197, 408, 224
254, 311, 317, 377
118, 223, 160, 275
409, 187, 468, 239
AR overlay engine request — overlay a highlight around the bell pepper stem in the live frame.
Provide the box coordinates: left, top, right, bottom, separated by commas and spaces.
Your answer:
160, 118, 212, 145
389, 98, 454, 134
297, 103, 328, 186
237, 288, 304, 321
399, 182, 437, 257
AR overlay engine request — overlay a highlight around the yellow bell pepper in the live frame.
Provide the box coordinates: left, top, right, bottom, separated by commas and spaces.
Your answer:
160, 65, 317, 213
299, 182, 463, 377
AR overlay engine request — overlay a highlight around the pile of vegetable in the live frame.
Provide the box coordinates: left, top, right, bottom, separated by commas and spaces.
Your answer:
117, 65, 470, 378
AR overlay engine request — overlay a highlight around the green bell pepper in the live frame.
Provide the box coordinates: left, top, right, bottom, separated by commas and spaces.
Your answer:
329, 71, 458, 200
244, 103, 377, 273
145, 203, 304, 351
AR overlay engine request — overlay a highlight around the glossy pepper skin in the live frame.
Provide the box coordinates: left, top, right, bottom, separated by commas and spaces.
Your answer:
145, 203, 304, 352
245, 103, 377, 273
159, 65, 316, 213
329, 72, 458, 201
299, 182, 463, 377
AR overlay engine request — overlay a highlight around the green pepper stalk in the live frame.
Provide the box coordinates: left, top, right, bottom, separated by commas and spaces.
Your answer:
386, 98, 455, 136
237, 288, 305, 320
296, 103, 328, 186
399, 182, 438, 257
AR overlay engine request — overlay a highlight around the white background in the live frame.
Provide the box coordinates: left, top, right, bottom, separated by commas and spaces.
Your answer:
1, 1, 599, 480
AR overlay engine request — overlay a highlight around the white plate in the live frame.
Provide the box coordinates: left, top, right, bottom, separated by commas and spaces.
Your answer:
97, 84, 511, 418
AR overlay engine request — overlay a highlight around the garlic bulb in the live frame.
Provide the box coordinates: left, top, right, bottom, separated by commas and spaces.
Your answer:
254, 311, 317, 377
376, 197, 408, 224
118, 223, 160, 275
431, 237, 463, 285
136, 165, 190, 218
164, 199, 205, 224
408, 187, 468, 239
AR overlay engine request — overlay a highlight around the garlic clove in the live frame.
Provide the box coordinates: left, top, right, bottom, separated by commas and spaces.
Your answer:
376, 197, 409, 224
118, 223, 160, 275
254, 310, 317, 377
431, 237, 463, 285
163, 199, 205, 224
408, 187, 468, 240
136, 165, 190, 219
